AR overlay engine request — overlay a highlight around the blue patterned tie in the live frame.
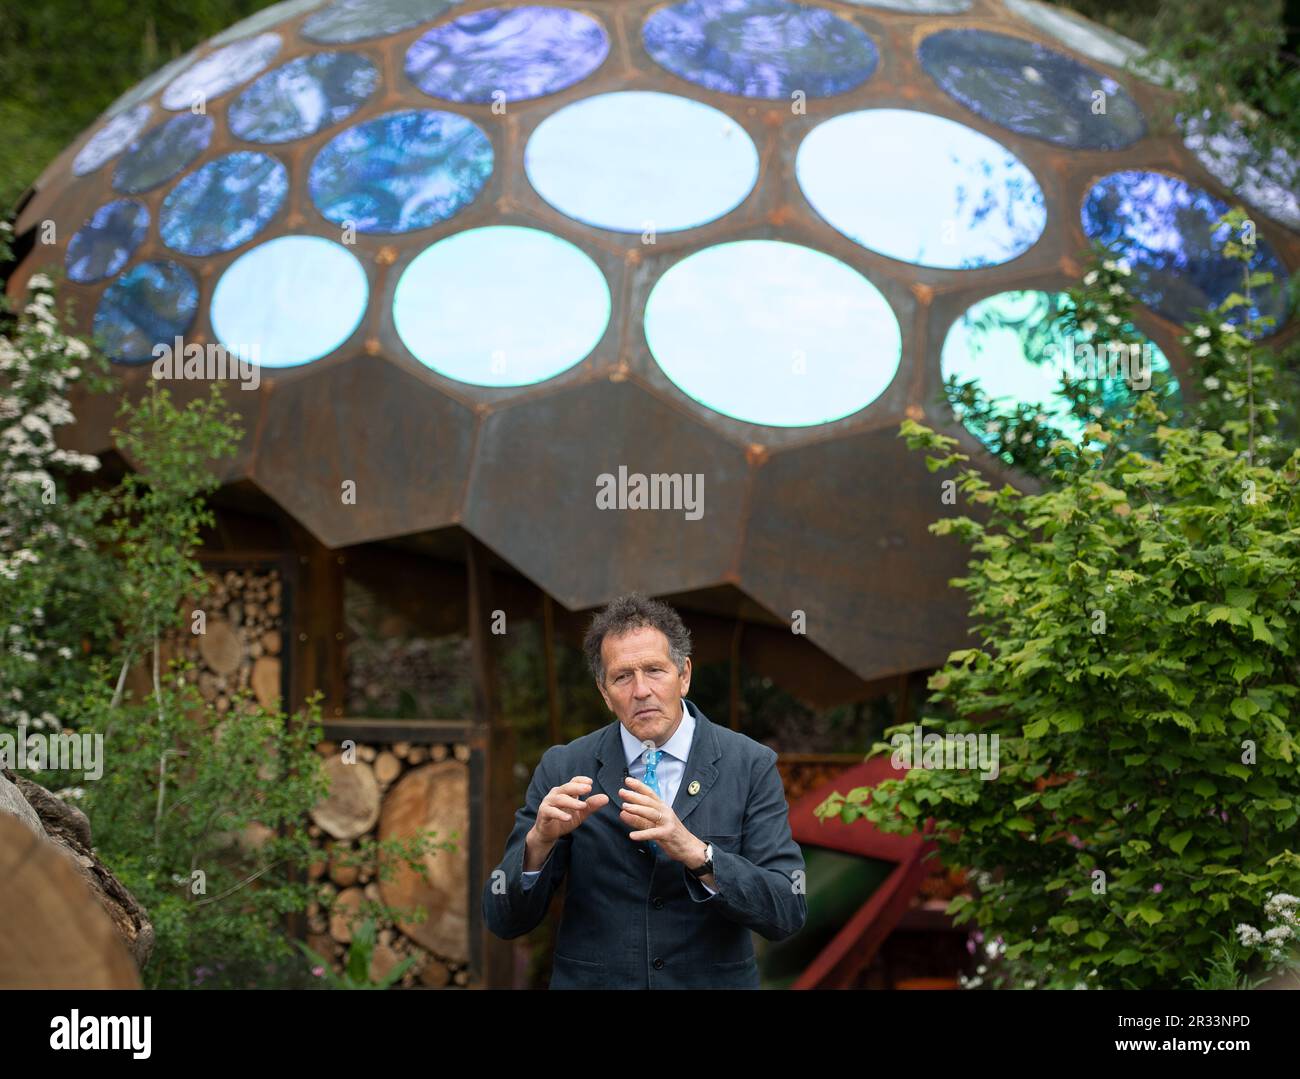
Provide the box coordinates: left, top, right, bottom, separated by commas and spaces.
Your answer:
643, 747, 662, 854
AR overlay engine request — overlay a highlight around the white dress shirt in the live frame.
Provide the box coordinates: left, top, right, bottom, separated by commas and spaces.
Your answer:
522, 699, 717, 895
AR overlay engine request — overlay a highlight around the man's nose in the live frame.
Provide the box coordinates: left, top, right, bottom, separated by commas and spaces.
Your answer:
632, 672, 652, 697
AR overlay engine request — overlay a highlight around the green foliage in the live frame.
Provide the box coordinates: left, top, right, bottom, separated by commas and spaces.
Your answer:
821, 213, 1300, 987
0, 0, 266, 209
1, 223, 454, 987
819, 402, 1300, 988
297, 918, 419, 990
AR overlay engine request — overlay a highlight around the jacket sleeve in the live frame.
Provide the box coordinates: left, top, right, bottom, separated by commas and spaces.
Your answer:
481, 747, 572, 940
683, 749, 807, 941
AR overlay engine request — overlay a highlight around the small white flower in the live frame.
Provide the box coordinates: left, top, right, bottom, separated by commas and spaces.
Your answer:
1236, 923, 1263, 946
1108, 284, 1125, 296
1194, 325, 1211, 339
1103, 259, 1117, 272
1219, 323, 1234, 334
1195, 343, 1211, 357
1115, 259, 1131, 275
1084, 270, 1099, 286
1203, 376, 1220, 389
1105, 314, 1121, 325
1081, 320, 1098, 335
27, 273, 53, 290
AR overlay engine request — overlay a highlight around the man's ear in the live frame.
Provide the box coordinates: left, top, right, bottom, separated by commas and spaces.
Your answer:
679, 656, 691, 697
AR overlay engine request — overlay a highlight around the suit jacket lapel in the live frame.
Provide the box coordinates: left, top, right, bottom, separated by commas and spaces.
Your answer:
594, 719, 627, 809
672, 698, 720, 829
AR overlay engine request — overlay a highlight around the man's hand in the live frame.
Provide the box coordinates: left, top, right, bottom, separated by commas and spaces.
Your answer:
618, 776, 707, 868
525, 775, 609, 870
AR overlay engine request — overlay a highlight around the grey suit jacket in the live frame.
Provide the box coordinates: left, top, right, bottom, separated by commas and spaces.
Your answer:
482, 697, 807, 988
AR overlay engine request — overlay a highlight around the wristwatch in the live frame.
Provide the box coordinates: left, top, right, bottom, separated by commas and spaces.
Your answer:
687, 842, 714, 878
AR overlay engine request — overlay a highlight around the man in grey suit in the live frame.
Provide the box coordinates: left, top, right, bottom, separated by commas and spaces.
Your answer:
482, 593, 807, 988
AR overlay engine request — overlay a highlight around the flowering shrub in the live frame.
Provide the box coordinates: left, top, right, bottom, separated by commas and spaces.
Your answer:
820, 215, 1300, 989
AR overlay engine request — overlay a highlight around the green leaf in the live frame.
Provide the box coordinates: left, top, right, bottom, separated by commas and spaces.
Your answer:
1135, 905, 1164, 926
1249, 616, 1274, 644
1168, 830, 1193, 855
1023, 718, 1050, 739
1231, 697, 1260, 720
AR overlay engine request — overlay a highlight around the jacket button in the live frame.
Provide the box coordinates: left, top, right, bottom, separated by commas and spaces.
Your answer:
653, 957, 664, 969
652, 896, 664, 909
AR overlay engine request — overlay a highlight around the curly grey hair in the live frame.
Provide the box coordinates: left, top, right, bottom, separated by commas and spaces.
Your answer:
582, 592, 692, 686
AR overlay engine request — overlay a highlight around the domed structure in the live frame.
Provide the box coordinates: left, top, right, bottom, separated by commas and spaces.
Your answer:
8, 0, 1300, 689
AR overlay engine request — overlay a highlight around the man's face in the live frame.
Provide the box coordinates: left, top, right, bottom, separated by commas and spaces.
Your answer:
597, 625, 691, 747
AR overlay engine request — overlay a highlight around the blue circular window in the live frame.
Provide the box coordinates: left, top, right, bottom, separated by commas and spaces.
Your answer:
645, 240, 901, 427
211, 235, 369, 367
73, 105, 152, 177
160, 152, 288, 256
93, 261, 200, 364
161, 33, 282, 110
1081, 170, 1289, 333
113, 113, 213, 194
302, 0, 455, 44
66, 200, 150, 284
797, 109, 1046, 269
393, 226, 611, 387
309, 110, 493, 234
229, 51, 379, 143
406, 6, 608, 104
643, 0, 878, 99
525, 91, 758, 233
919, 29, 1146, 150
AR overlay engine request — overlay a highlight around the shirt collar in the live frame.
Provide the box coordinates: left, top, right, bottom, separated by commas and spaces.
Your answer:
620, 699, 692, 768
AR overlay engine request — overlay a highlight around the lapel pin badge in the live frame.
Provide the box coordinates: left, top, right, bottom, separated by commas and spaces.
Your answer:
688, 780, 701, 796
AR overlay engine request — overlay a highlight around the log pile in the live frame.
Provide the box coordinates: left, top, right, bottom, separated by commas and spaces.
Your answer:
173, 566, 285, 715
306, 738, 472, 988
344, 581, 472, 718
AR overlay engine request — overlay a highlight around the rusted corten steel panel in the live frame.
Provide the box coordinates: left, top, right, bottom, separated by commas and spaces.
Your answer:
8, 0, 1299, 685
464, 378, 752, 608
254, 353, 478, 547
